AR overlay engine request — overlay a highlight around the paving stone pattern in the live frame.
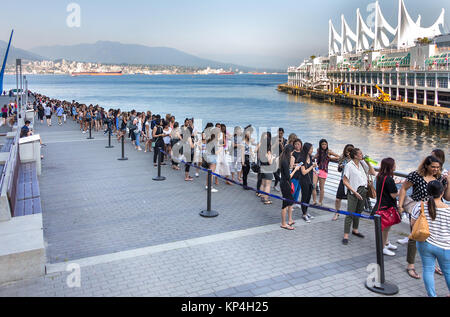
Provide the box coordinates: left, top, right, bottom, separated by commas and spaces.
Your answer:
0, 117, 447, 297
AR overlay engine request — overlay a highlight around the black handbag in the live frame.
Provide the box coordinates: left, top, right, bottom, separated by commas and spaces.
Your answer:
251, 162, 261, 173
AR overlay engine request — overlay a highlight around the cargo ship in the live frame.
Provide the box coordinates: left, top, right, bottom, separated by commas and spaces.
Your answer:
217, 72, 235, 75
71, 71, 123, 77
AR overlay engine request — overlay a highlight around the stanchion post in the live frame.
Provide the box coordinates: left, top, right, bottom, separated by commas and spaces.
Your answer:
118, 135, 128, 161
106, 130, 114, 149
365, 215, 399, 295
200, 169, 219, 218
87, 119, 94, 140
153, 147, 166, 181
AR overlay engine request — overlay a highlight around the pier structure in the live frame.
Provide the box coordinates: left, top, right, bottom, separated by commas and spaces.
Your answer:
278, 84, 450, 126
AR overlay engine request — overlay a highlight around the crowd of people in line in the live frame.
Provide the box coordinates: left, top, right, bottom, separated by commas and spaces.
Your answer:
29, 93, 450, 297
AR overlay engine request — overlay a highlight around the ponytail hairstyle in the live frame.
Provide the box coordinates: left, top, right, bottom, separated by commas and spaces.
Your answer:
426, 181, 444, 221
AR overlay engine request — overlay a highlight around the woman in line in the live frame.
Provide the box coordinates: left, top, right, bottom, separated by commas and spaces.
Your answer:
133, 114, 142, 151
1, 105, 8, 125
215, 124, 232, 186
290, 139, 303, 209
152, 119, 167, 167
342, 148, 376, 245
411, 181, 450, 297
44, 103, 52, 127
181, 124, 194, 181
38, 103, 45, 124
333, 144, 354, 221
163, 120, 172, 158
398, 155, 446, 279
204, 125, 219, 193
241, 129, 253, 190
375, 158, 400, 256
298, 143, 318, 223
230, 126, 243, 183
257, 132, 274, 205
312, 139, 340, 206
118, 113, 127, 142
170, 122, 181, 170
280, 144, 303, 230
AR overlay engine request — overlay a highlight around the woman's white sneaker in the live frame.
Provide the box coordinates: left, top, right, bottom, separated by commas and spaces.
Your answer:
383, 248, 395, 256
397, 237, 409, 245
386, 242, 398, 250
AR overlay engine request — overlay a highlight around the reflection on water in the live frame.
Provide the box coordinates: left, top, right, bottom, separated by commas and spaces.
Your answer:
4, 74, 448, 172
285, 94, 449, 172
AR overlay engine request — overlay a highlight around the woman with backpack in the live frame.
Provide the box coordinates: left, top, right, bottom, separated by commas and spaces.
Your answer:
411, 181, 450, 297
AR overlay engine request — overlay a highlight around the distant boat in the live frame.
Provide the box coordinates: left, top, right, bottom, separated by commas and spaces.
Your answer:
217, 72, 235, 75
71, 71, 123, 77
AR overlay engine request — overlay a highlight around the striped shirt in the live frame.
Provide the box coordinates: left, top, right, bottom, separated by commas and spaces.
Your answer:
412, 203, 450, 250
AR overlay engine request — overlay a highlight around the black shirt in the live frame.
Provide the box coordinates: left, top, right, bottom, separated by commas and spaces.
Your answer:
280, 159, 292, 187
299, 155, 314, 185
376, 176, 398, 209
292, 151, 302, 179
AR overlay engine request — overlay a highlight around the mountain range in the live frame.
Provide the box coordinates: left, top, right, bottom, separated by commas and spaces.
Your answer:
0, 40, 45, 63
0, 40, 282, 72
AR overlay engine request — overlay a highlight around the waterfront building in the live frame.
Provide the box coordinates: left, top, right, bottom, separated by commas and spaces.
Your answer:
288, 0, 450, 108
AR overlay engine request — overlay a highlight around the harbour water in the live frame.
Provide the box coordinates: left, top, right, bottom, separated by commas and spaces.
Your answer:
3, 74, 449, 171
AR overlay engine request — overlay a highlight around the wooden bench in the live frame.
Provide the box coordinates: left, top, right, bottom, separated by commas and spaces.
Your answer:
13, 162, 42, 217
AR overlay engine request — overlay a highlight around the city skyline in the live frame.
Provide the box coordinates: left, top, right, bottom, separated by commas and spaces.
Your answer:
0, 0, 449, 69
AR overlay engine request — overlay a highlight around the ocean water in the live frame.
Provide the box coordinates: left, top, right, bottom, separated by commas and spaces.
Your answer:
3, 74, 449, 172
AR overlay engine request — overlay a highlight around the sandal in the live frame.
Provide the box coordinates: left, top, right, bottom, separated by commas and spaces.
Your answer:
281, 225, 295, 231
185, 178, 193, 182
435, 267, 443, 276
288, 222, 296, 226
263, 200, 273, 205
332, 214, 339, 221
406, 268, 421, 280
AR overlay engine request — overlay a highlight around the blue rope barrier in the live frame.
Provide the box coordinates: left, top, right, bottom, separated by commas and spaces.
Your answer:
159, 149, 374, 220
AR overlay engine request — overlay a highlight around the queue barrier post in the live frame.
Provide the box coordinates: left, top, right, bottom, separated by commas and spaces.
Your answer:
106, 129, 114, 149
87, 119, 94, 140
365, 214, 399, 295
153, 147, 166, 181
200, 169, 219, 218
118, 134, 128, 161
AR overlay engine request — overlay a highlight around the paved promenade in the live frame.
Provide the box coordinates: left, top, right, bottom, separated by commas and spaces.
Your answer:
0, 117, 448, 297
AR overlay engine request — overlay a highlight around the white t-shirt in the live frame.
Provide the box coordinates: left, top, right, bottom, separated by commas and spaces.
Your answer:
343, 160, 369, 194
163, 127, 172, 144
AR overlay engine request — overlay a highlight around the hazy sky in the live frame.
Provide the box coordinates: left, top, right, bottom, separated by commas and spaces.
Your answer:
1, 0, 449, 68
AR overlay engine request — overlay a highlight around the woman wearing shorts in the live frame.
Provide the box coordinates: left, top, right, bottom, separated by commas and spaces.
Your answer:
312, 139, 339, 207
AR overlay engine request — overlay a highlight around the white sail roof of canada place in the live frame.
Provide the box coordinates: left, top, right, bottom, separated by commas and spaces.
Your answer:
374, 1, 396, 51
341, 15, 357, 54
327, 0, 445, 56
391, 0, 445, 49
356, 8, 375, 52
329, 20, 342, 56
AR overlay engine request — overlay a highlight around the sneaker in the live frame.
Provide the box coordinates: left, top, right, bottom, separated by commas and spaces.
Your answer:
302, 215, 311, 223
386, 242, 398, 250
383, 248, 395, 256
397, 237, 409, 245
211, 188, 218, 193
82, 131, 86, 134
293, 204, 301, 209
274, 185, 280, 192
307, 213, 315, 220
195, 173, 199, 178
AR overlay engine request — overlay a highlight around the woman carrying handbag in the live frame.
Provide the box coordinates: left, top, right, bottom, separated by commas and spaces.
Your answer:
374, 158, 401, 256
411, 181, 450, 297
